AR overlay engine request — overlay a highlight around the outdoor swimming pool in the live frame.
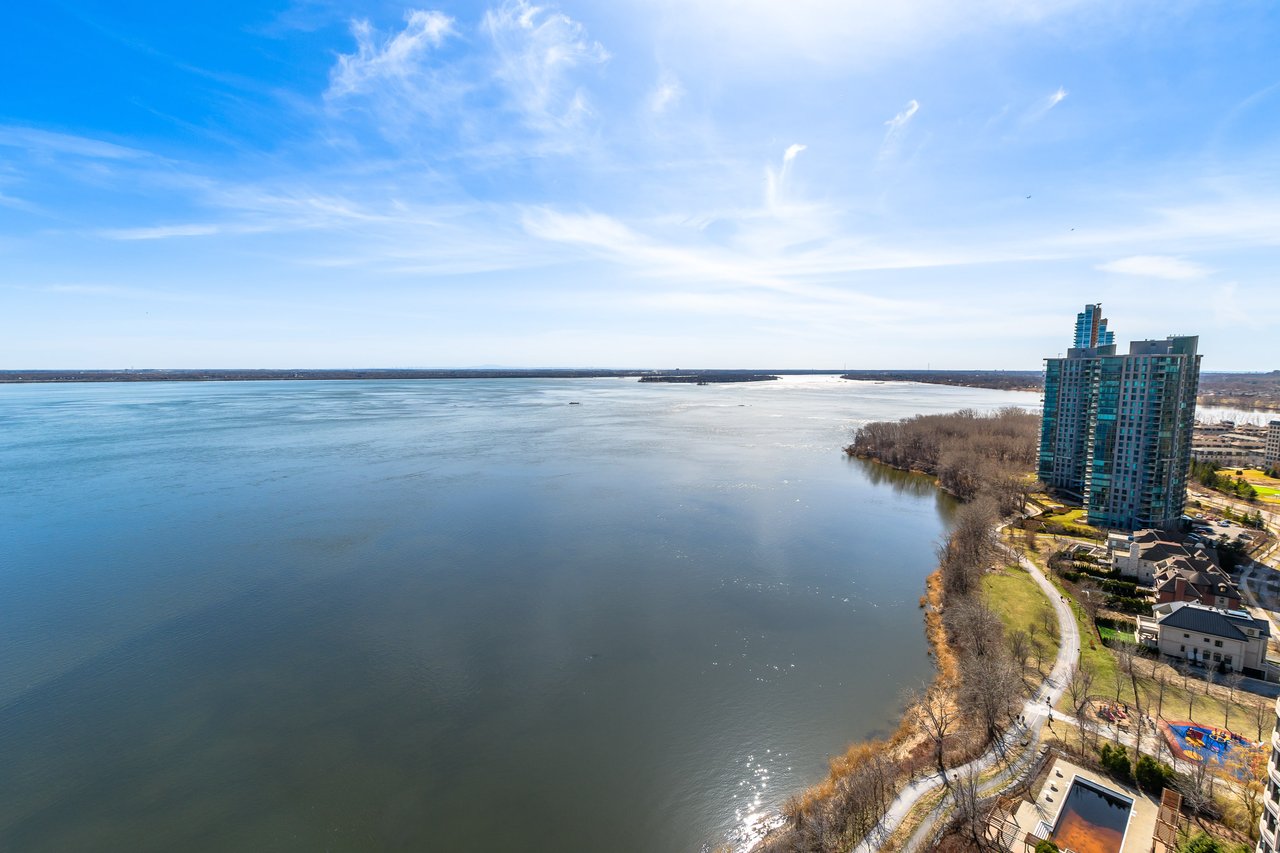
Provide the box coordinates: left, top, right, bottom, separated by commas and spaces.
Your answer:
1051, 777, 1132, 853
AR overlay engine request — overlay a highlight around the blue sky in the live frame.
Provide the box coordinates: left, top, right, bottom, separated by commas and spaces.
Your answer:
2, 0, 1278, 369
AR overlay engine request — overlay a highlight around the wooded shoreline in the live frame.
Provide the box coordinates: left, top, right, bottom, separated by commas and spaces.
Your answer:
755, 409, 1042, 851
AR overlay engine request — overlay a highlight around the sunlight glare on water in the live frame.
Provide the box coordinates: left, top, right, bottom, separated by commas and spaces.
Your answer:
0, 376, 1035, 852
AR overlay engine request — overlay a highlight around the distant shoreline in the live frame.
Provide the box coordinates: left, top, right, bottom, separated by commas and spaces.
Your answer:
839, 370, 1280, 413
0, 369, 843, 385
4, 369, 1275, 412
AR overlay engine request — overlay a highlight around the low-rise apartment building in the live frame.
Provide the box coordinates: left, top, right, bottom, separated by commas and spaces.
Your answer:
1152, 556, 1241, 610
1136, 601, 1269, 677
1192, 421, 1267, 468
1109, 529, 1224, 587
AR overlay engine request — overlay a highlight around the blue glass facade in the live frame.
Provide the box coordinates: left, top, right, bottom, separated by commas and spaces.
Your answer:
1040, 307, 1199, 531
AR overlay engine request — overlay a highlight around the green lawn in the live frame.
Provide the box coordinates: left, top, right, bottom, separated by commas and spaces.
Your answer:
1228, 469, 1280, 504
984, 562, 1061, 678
1035, 506, 1103, 537
1016, 540, 1272, 734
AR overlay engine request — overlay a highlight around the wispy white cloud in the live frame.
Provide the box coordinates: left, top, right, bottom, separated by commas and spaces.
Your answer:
40, 283, 212, 304
0, 126, 149, 160
648, 70, 684, 114
0, 190, 38, 212
97, 223, 238, 240
327, 10, 454, 99
1209, 281, 1271, 329
1096, 254, 1209, 280
483, 0, 609, 130
1024, 85, 1068, 122
636, 0, 1100, 71
879, 99, 919, 161
765, 144, 807, 211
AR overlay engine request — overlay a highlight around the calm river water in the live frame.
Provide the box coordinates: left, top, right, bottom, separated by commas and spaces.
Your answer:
0, 376, 1035, 851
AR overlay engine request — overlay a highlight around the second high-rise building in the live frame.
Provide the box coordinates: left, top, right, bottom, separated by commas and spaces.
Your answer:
1038, 305, 1201, 531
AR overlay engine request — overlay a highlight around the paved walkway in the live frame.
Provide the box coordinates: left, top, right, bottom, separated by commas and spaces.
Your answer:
852, 540, 1081, 852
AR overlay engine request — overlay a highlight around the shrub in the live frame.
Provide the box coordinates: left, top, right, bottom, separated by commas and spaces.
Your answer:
1134, 754, 1174, 794
1100, 578, 1139, 596
1099, 744, 1133, 785
1106, 595, 1149, 615
1178, 832, 1231, 853
1034, 841, 1060, 853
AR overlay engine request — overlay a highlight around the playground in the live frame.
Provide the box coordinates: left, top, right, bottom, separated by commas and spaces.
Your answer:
1159, 719, 1263, 773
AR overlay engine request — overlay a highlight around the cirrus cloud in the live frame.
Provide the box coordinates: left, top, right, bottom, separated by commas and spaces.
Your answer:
327, 10, 455, 99
1096, 254, 1210, 280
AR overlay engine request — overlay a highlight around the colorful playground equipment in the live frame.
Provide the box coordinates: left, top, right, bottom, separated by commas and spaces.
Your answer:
1095, 703, 1131, 727
1160, 719, 1261, 773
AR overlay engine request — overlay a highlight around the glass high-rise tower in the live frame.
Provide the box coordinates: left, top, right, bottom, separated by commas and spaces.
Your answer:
1038, 306, 1200, 531
1073, 303, 1115, 349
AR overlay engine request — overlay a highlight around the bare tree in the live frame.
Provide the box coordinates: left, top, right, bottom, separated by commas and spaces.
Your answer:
1154, 670, 1167, 722
1065, 664, 1097, 752
1177, 756, 1217, 818
1040, 605, 1058, 641
1176, 661, 1196, 719
946, 595, 1004, 660
952, 766, 993, 851
960, 652, 1023, 747
773, 746, 901, 852
1114, 639, 1145, 762
1223, 670, 1245, 731
1078, 581, 1103, 640
910, 685, 958, 788
1252, 697, 1273, 743
1066, 664, 1094, 717
1008, 629, 1031, 679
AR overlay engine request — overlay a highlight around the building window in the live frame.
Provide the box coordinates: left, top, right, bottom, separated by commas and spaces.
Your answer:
1215, 640, 1224, 647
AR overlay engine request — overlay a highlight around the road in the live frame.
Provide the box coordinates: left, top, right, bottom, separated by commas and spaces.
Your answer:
853, 540, 1081, 853
1193, 485, 1280, 661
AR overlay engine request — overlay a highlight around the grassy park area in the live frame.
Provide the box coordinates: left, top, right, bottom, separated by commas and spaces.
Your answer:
1240, 468, 1280, 503
1025, 496, 1105, 538
1011, 536, 1275, 738
983, 562, 1061, 678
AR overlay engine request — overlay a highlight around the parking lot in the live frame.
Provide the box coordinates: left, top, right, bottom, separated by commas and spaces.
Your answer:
1185, 511, 1257, 547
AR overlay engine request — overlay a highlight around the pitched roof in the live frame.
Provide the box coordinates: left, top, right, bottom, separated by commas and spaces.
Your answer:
1154, 560, 1237, 594
1158, 604, 1268, 640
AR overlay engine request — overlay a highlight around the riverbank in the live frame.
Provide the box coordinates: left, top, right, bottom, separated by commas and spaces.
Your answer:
755, 409, 1041, 851
754, 560, 960, 852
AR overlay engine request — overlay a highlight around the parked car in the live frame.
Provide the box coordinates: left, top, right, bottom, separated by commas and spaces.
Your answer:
1218, 520, 1231, 527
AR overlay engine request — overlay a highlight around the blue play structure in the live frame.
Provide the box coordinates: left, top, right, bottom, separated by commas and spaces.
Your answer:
1165, 722, 1256, 770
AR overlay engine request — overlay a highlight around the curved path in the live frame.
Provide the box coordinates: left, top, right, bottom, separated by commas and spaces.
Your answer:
852, 538, 1081, 853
